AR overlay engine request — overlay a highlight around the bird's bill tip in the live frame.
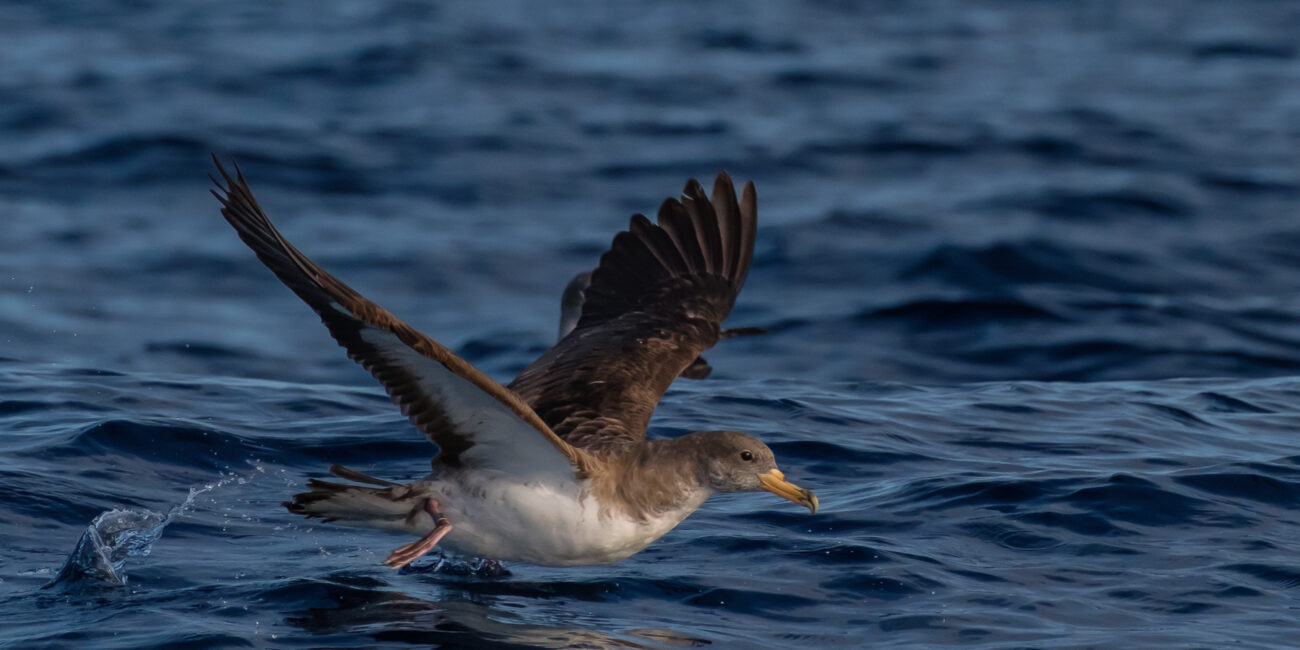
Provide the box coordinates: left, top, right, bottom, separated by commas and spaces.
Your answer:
758, 468, 818, 514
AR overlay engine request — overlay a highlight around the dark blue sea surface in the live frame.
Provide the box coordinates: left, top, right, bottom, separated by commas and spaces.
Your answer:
3, 2, 1300, 648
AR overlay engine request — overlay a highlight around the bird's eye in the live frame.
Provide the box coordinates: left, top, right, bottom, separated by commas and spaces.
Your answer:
740, 450, 754, 462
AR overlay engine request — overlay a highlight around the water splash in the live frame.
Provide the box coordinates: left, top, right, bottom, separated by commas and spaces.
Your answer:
403, 553, 512, 578
45, 508, 168, 588
44, 466, 259, 589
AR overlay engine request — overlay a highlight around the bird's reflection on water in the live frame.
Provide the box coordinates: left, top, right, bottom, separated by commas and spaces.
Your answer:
285, 571, 709, 649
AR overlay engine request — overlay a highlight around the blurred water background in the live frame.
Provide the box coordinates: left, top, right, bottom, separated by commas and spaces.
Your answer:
2, 2, 1300, 648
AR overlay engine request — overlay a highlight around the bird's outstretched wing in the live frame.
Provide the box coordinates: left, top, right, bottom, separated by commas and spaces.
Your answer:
211, 158, 593, 478
509, 173, 757, 449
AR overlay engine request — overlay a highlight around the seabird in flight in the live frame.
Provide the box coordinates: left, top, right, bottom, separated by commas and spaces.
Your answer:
211, 159, 817, 568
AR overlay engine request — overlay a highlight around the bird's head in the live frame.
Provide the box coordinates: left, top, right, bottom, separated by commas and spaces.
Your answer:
689, 430, 818, 514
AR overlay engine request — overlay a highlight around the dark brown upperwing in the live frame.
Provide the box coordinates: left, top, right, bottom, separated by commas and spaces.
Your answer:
210, 158, 592, 476
554, 271, 767, 380
508, 173, 757, 449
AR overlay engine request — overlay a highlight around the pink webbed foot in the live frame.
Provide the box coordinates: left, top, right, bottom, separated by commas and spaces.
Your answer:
384, 499, 453, 569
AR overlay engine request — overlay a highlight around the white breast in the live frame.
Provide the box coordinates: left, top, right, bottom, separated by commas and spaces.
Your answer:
411, 471, 708, 567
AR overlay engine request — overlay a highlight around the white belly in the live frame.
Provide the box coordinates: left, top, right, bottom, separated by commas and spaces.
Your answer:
409, 472, 705, 567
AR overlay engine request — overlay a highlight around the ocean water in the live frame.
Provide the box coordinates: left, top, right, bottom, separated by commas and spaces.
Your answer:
3, 2, 1300, 648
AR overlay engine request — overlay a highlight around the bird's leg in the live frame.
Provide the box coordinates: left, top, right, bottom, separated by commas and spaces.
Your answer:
384, 499, 453, 569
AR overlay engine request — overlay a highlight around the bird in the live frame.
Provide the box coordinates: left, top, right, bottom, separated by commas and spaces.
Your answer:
211, 158, 818, 569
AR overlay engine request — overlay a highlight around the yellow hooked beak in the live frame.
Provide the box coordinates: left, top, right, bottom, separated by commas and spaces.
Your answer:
758, 469, 818, 514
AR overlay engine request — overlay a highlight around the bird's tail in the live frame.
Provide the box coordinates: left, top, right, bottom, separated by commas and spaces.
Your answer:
284, 465, 428, 533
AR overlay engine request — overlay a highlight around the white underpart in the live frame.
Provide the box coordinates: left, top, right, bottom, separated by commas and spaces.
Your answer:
433, 471, 708, 566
